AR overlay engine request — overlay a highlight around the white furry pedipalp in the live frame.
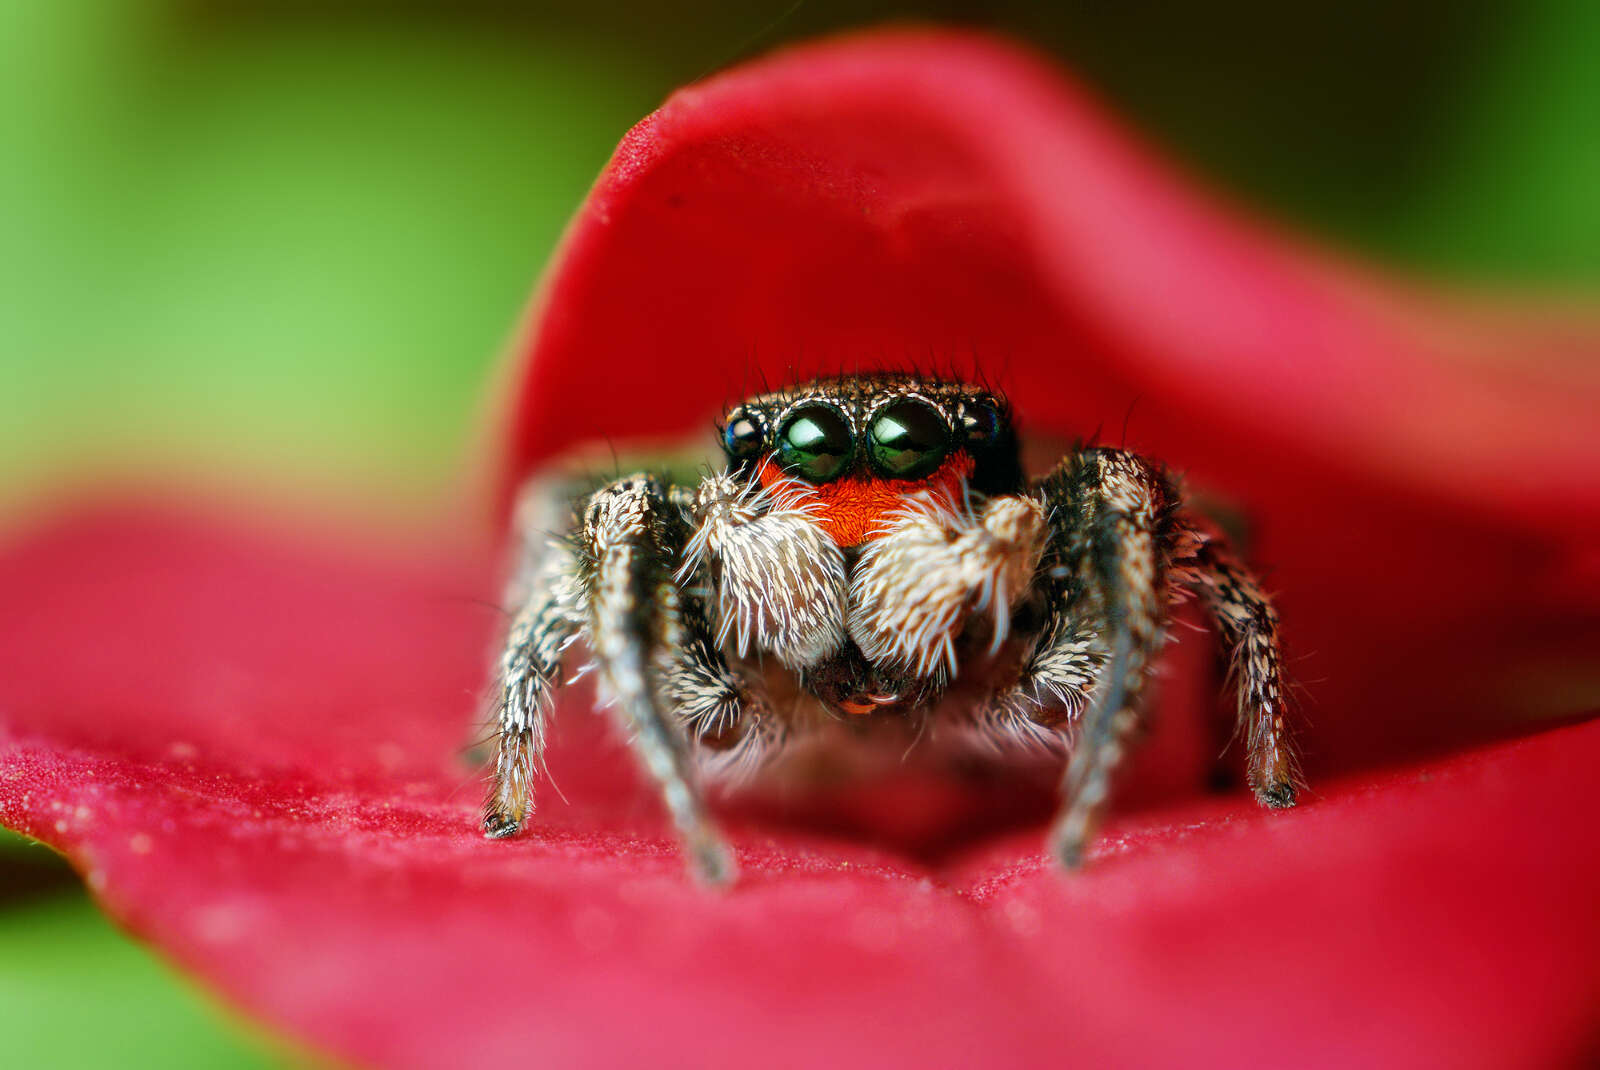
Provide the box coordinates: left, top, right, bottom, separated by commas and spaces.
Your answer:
679, 469, 847, 669
848, 488, 1047, 678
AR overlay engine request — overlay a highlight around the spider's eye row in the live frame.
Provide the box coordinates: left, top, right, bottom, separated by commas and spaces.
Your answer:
721, 413, 764, 461
777, 403, 853, 482
960, 399, 1002, 446
868, 398, 949, 480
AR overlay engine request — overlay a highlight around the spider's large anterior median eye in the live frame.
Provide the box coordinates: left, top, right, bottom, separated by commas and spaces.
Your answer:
868, 399, 949, 480
777, 403, 853, 482
721, 412, 764, 461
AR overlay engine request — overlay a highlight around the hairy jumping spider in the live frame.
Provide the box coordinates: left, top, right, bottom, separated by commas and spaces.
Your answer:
483, 375, 1299, 881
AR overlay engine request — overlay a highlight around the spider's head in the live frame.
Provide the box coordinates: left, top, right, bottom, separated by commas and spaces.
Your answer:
717, 375, 1022, 546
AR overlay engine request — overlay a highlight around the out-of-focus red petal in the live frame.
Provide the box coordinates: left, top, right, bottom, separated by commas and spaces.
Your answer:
1, 506, 1597, 1069
496, 29, 1600, 775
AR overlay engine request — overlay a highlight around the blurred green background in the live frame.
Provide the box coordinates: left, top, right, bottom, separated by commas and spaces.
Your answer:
2, 1, 1595, 1065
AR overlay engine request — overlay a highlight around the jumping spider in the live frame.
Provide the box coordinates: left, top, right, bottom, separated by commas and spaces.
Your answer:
483, 374, 1299, 881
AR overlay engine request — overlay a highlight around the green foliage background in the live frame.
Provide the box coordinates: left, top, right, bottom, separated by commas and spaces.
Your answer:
2, 2, 1595, 1065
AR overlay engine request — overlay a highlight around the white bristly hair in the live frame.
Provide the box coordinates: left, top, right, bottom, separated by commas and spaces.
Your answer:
678, 465, 848, 670
848, 484, 1047, 679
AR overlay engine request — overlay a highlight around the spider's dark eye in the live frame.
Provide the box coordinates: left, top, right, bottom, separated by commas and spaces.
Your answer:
960, 399, 1003, 446
777, 403, 853, 482
868, 399, 949, 480
721, 413, 764, 461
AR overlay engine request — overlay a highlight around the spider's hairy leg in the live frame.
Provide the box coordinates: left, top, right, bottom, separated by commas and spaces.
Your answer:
1181, 531, 1300, 807
1045, 448, 1173, 869
484, 477, 584, 839
583, 476, 733, 884
849, 491, 1048, 679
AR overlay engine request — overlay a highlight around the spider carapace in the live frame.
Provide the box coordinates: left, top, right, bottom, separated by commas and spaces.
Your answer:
483, 374, 1300, 882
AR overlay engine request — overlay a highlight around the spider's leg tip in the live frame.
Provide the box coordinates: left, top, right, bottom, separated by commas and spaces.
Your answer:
1051, 836, 1088, 872
1047, 810, 1095, 871
482, 813, 522, 840
1256, 781, 1298, 809
688, 836, 738, 888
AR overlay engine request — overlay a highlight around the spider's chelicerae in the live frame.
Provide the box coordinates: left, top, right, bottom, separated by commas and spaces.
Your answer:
483, 374, 1299, 881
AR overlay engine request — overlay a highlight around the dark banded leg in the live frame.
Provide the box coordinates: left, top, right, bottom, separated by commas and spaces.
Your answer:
1188, 539, 1300, 807
581, 476, 734, 884
484, 477, 584, 839
1042, 449, 1174, 868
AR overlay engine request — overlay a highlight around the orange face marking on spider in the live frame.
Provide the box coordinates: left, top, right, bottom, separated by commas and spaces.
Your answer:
757, 450, 976, 547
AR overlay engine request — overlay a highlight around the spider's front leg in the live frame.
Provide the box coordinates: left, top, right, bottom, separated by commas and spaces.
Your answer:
577, 475, 734, 883
1041, 448, 1175, 868
1038, 448, 1303, 867
483, 472, 736, 883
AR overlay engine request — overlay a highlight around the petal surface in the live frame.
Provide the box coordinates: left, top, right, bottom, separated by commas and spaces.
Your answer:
1, 505, 1596, 1069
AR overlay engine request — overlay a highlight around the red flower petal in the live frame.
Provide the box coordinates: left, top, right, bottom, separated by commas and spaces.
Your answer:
2, 506, 1596, 1068
4, 29, 1599, 1069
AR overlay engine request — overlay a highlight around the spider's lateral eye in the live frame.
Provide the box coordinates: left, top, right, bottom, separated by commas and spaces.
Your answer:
868, 399, 949, 480
722, 413, 764, 460
960, 399, 1003, 445
777, 403, 853, 482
